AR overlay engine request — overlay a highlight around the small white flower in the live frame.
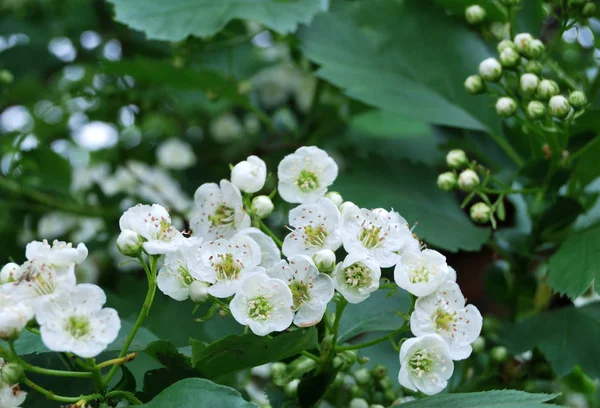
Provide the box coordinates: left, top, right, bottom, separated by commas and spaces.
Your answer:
119, 203, 184, 255
268, 255, 334, 327
156, 138, 196, 170
0, 263, 22, 284
282, 198, 342, 257
196, 235, 262, 298
35, 284, 120, 358
0, 381, 27, 408
478, 58, 502, 81
237, 228, 281, 269
25, 239, 88, 268
0, 294, 34, 340
332, 254, 381, 304
410, 281, 483, 360
394, 249, 449, 297
190, 180, 251, 240
277, 146, 338, 204
458, 169, 480, 192
230, 273, 293, 336
398, 334, 453, 395
341, 204, 420, 268
520, 73, 539, 95
157, 237, 204, 301
231, 155, 267, 193
549, 95, 571, 118
9, 260, 76, 308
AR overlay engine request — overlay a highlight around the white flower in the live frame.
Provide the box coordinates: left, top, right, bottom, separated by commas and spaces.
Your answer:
157, 237, 204, 301
230, 273, 294, 336
156, 138, 196, 170
237, 228, 281, 269
252, 195, 274, 219
9, 260, 76, 308
231, 155, 267, 193
398, 334, 453, 395
394, 249, 449, 297
283, 198, 342, 257
119, 204, 184, 255
549, 95, 571, 118
458, 169, 480, 192
25, 239, 88, 268
35, 284, 120, 358
520, 73, 539, 95
332, 254, 381, 304
410, 281, 483, 360
0, 263, 22, 284
268, 255, 334, 327
190, 180, 251, 240
277, 146, 338, 204
116, 229, 143, 257
195, 235, 262, 298
0, 381, 27, 408
210, 113, 244, 144
341, 204, 420, 268
0, 294, 34, 340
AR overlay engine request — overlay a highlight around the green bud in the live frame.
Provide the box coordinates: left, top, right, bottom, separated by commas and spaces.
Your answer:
470, 203, 492, 224
514, 33, 533, 54
527, 101, 546, 119
378, 376, 394, 391
582, 3, 596, 17
499, 47, 520, 68
340, 350, 358, 365
458, 169, 480, 192
446, 149, 468, 169
536, 79, 560, 100
524, 60, 543, 75
270, 362, 287, 379
479, 58, 502, 81
332, 372, 344, 387
350, 385, 365, 399
321, 334, 334, 354
437, 172, 458, 192
371, 364, 387, 380
353, 368, 371, 385
251, 195, 274, 219
497, 40, 517, 54
491, 346, 508, 362
495, 97, 517, 117
549, 95, 571, 118
0, 70, 14, 85
472, 336, 486, 353
350, 398, 369, 408
569, 90, 587, 108
465, 5, 486, 24
371, 405, 385, 408
333, 356, 344, 370
313, 250, 336, 274
464, 74, 485, 94
524, 39, 545, 59
384, 389, 398, 402
1, 363, 24, 384
284, 379, 299, 397
116, 229, 143, 257
519, 73, 539, 96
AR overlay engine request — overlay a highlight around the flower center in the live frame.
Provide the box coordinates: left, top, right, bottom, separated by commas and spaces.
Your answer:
208, 204, 236, 228
248, 296, 273, 321
296, 170, 319, 193
359, 225, 382, 249
409, 349, 445, 379
177, 265, 194, 287
303, 224, 328, 247
344, 262, 372, 288
21, 261, 57, 296
66, 316, 90, 338
434, 309, 457, 332
150, 217, 176, 242
407, 259, 438, 284
214, 253, 241, 281
289, 280, 311, 309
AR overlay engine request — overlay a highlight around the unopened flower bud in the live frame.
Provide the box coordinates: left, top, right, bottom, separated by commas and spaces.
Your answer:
465, 5, 486, 24
353, 368, 371, 385
497, 40, 517, 54
351, 386, 365, 399
437, 172, 458, 192
470, 202, 492, 224
537, 79, 560, 100
582, 2, 596, 17
1, 262, 22, 284
519, 73, 539, 96
499, 47, 520, 68
189, 281, 210, 303
527, 101, 546, 119
284, 379, 300, 397
495, 97, 517, 117
332, 356, 344, 370
524, 60, 543, 75
350, 398, 369, 408
340, 201, 356, 215
325, 191, 343, 207
458, 170, 480, 192
464, 75, 485, 94
270, 362, 286, 379
491, 346, 508, 362
479, 58, 502, 81
371, 405, 385, 408
472, 336, 486, 353
549, 95, 571, 118
117, 229, 143, 257
379, 376, 394, 391
251, 195, 274, 219
237, 80, 252, 95
313, 250, 336, 273
1, 363, 23, 384
340, 350, 358, 365
231, 155, 266, 193
371, 364, 387, 380
514, 33, 533, 54
446, 149, 468, 169
384, 389, 397, 401
569, 90, 587, 109
524, 39, 545, 59
0, 70, 13, 85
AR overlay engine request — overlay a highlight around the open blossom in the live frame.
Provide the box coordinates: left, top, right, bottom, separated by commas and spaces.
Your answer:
268, 255, 334, 327
0, 294, 34, 340
342, 205, 420, 268
119, 204, 184, 255
277, 146, 338, 204
157, 237, 204, 301
190, 180, 251, 240
195, 235, 262, 298
237, 228, 281, 269
230, 273, 294, 336
231, 155, 267, 193
394, 250, 449, 297
35, 284, 120, 358
399, 334, 454, 395
410, 281, 482, 360
25, 239, 88, 270
0, 381, 27, 408
332, 254, 381, 304
8, 260, 76, 308
282, 198, 342, 258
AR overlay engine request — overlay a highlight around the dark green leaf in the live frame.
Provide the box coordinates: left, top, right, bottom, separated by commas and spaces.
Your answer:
297, 370, 337, 407
111, 365, 137, 393
400, 390, 557, 408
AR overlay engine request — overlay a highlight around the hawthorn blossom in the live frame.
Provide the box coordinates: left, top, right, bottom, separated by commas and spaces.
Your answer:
25, 239, 88, 270
394, 250, 449, 297
398, 334, 453, 395
156, 138, 196, 170
237, 228, 281, 269
0, 294, 34, 340
157, 237, 204, 301
231, 155, 267, 193
342, 205, 419, 268
190, 180, 250, 240
268, 255, 334, 327
283, 198, 342, 258
0, 381, 27, 408
332, 254, 381, 304
35, 284, 120, 358
230, 273, 294, 336
277, 146, 338, 204
8, 260, 76, 308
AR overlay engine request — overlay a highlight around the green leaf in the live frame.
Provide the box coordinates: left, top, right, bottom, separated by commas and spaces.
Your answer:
299, 0, 501, 132
190, 328, 318, 377
548, 225, 600, 299
297, 370, 337, 407
139, 378, 256, 407
400, 390, 557, 408
502, 303, 600, 378
335, 158, 491, 252
107, 0, 323, 41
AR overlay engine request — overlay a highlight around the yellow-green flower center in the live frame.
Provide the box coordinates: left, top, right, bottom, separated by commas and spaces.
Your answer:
344, 262, 371, 288
434, 309, 457, 332
248, 296, 273, 321
303, 224, 328, 247
209, 205, 236, 228
409, 266, 431, 284
409, 350, 436, 377
296, 170, 319, 193
177, 265, 194, 286
359, 226, 382, 249
215, 253, 241, 281
66, 316, 90, 338
289, 280, 311, 309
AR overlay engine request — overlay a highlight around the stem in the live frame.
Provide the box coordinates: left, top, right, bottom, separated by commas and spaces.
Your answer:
8, 342, 92, 379
106, 390, 143, 405
96, 353, 137, 370
331, 298, 348, 355
546, 59, 580, 91
489, 133, 524, 167
89, 360, 108, 395
481, 187, 540, 195
334, 325, 410, 352
256, 218, 283, 248
300, 350, 321, 362
22, 378, 101, 403
568, 135, 600, 163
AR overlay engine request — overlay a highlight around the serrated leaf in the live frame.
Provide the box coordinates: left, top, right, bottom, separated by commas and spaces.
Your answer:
107, 0, 323, 41
400, 390, 557, 408
501, 303, 600, 378
548, 225, 600, 299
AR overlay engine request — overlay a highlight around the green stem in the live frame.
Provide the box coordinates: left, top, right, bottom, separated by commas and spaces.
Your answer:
106, 390, 143, 405
481, 187, 540, 195
300, 350, 321, 362
89, 359, 108, 395
489, 133, 524, 167
22, 377, 101, 403
546, 59, 580, 91
256, 218, 283, 248
8, 342, 92, 379
331, 298, 348, 354
334, 324, 410, 352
